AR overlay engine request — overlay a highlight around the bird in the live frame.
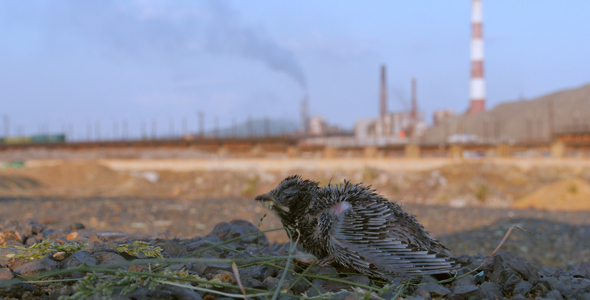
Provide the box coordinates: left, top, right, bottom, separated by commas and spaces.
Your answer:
255, 175, 457, 279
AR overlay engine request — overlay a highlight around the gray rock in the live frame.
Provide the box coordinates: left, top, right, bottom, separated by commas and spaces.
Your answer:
203, 261, 232, 274
263, 276, 280, 290
492, 255, 520, 285
41, 229, 63, 240
185, 239, 222, 256
239, 265, 268, 280
332, 291, 359, 300
504, 274, 522, 293
420, 276, 439, 284
61, 250, 97, 268
403, 296, 425, 300
309, 265, 339, 278
24, 220, 45, 235
240, 276, 265, 289
92, 252, 127, 269
0, 267, 13, 280
452, 274, 476, 287
86, 234, 108, 249
449, 285, 479, 300
531, 283, 549, 298
545, 290, 564, 300
69, 222, 85, 231
226, 249, 253, 266
513, 280, 533, 295
311, 276, 366, 293
492, 252, 539, 285
508, 295, 528, 300
191, 262, 207, 275
574, 293, 590, 300
0, 248, 16, 267
123, 286, 150, 299
0, 230, 22, 245
305, 281, 329, 298
476, 282, 503, 300
24, 236, 40, 246
164, 285, 203, 300
343, 275, 370, 286
207, 220, 269, 245
539, 277, 559, 290
153, 238, 188, 257
415, 283, 451, 297
5, 257, 29, 270
575, 262, 590, 279
14, 257, 58, 277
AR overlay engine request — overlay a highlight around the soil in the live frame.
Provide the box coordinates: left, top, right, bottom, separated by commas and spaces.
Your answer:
2, 159, 590, 211
512, 177, 590, 211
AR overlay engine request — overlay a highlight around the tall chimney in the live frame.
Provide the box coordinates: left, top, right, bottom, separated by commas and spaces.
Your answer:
411, 77, 417, 122
300, 95, 309, 135
380, 65, 387, 118
468, 0, 485, 114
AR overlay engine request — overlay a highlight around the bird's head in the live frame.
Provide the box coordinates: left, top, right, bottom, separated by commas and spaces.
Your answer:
255, 175, 318, 223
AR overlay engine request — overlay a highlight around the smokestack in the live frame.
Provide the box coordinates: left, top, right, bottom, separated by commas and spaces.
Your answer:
411, 77, 417, 122
300, 95, 309, 135
380, 65, 387, 118
468, 0, 486, 114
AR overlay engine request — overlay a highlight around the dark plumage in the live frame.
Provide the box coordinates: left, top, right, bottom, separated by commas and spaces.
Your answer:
255, 175, 457, 279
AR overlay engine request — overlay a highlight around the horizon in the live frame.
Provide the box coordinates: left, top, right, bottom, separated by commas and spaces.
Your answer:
1, 1, 589, 140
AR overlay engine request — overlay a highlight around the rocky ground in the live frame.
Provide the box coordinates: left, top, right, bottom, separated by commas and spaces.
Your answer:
1, 219, 590, 300
2, 197, 590, 269
1, 160, 590, 298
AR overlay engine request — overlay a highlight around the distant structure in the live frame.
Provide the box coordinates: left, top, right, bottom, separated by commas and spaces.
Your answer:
468, 0, 486, 114
433, 110, 455, 125
421, 83, 590, 145
307, 116, 348, 137
300, 95, 309, 135
354, 68, 426, 144
380, 65, 387, 119
308, 116, 327, 136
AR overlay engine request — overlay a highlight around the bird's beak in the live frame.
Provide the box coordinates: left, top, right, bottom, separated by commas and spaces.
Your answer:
255, 193, 273, 202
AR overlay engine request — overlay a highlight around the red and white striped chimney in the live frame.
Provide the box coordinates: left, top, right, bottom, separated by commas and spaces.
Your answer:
468, 0, 485, 114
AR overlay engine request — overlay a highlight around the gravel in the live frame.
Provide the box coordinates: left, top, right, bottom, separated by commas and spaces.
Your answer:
1, 218, 590, 299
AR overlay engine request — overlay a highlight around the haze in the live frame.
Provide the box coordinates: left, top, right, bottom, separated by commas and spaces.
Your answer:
1, 1, 588, 140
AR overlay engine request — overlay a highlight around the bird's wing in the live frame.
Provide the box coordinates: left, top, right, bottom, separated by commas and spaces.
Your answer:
327, 200, 455, 277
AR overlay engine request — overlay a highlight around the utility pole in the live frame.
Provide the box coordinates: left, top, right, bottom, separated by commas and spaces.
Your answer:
95, 120, 100, 141
2, 115, 9, 138
411, 77, 417, 139
214, 117, 219, 138
113, 121, 119, 140
141, 120, 147, 139
122, 120, 128, 140
547, 99, 554, 141
198, 111, 204, 137
151, 119, 157, 139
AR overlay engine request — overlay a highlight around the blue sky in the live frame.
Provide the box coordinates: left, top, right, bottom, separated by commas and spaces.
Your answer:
1, 1, 589, 140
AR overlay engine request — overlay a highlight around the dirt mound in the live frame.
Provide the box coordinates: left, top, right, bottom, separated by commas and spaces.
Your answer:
0, 161, 153, 197
512, 177, 590, 211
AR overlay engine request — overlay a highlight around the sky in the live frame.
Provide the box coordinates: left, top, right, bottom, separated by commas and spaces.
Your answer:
1, 0, 589, 140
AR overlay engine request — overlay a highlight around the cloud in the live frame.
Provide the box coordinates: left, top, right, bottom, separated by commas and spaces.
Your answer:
2, 0, 307, 89
203, 1, 307, 89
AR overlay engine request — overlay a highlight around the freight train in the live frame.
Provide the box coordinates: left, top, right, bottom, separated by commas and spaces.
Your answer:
0, 134, 66, 144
